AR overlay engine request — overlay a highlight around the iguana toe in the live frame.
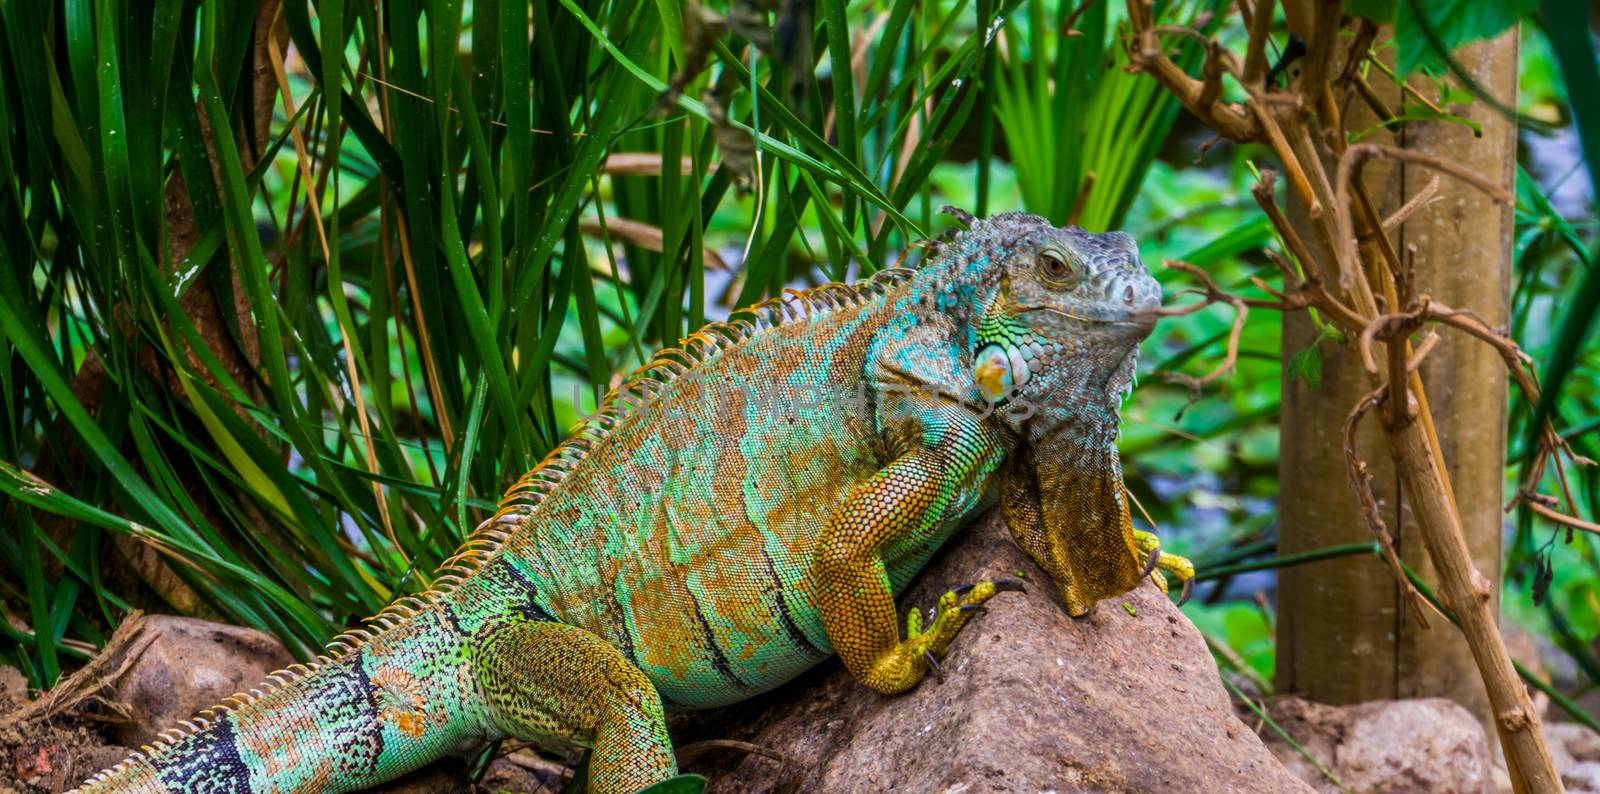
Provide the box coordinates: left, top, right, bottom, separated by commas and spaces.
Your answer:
1154, 548, 1196, 606
1132, 529, 1197, 607
924, 650, 944, 680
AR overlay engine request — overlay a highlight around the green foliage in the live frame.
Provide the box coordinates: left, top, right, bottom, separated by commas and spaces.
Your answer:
990, 0, 1204, 230
1285, 345, 1322, 390
1347, 0, 1533, 77
0, 0, 1016, 686
1188, 602, 1273, 684
1342, 0, 1398, 24
1526, 0, 1600, 509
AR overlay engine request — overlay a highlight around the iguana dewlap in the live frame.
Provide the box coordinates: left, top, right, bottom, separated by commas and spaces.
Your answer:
76, 210, 1193, 793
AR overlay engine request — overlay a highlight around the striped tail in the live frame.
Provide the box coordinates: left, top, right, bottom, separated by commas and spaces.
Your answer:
74, 602, 497, 793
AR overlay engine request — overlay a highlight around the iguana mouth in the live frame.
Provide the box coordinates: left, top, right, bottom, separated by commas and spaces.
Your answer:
1020, 305, 1158, 328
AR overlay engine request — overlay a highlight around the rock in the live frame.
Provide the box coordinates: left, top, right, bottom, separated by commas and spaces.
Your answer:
1566, 761, 1600, 793
103, 614, 292, 746
1550, 721, 1600, 764
1259, 697, 1495, 794
1546, 721, 1600, 793
672, 510, 1312, 793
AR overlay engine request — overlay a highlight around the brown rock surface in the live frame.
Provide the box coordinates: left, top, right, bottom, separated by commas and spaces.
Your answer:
1546, 720, 1600, 793
673, 511, 1312, 793
102, 614, 293, 746
1261, 697, 1495, 794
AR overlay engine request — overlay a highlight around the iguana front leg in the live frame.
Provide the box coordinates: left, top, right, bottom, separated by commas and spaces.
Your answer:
815, 411, 1012, 694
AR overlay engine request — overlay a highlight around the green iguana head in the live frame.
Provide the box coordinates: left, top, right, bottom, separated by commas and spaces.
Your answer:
930, 208, 1161, 444
927, 210, 1181, 616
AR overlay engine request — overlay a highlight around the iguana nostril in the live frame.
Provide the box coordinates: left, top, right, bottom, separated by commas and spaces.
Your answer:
1123, 285, 1135, 305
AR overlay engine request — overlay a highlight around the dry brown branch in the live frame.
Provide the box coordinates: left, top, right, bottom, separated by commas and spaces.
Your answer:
1249, 95, 1322, 215
1383, 175, 1442, 232
1126, 2, 1258, 140
1353, 298, 1595, 534
1197, 38, 1229, 111
1335, 143, 1515, 294
579, 218, 730, 271
1296, 1, 1340, 107
1240, 0, 1274, 86
1357, 299, 1536, 401
1408, 331, 1441, 371
1252, 173, 1320, 276
1524, 499, 1600, 537
1337, 19, 1380, 89
1249, 175, 1368, 331
1062, 0, 1099, 33
1155, 262, 1249, 390
1342, 387, 1440, 627
0, 612, 153, 731
1353, 73, 1399, 127
603, 153, 695, 177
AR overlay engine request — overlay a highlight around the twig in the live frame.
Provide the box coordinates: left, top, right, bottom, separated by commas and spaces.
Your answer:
579, 218, 730, 271
1383, 175, 1442, 232
1126, 3, 1258, 140
1341, 387, 1440, 627
1353, 74, 1399, 127
1240, 0, 1274, 87
1336, 20, 1379, 89
1062, 0, 1100, 34
1335, 143, 1514, 294
1123, 4, 1562, 785
1249, 93, 1321, 215
1157, 261, 1250, 391
1524, 499, 1600, 537
1, 611, 153, 730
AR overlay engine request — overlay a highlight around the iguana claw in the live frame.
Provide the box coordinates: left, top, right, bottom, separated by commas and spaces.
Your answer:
955, 578, 1025, 597
1132, 529, 1196, 608
892, 579, 1022, 690
1140, 547, 1161, 579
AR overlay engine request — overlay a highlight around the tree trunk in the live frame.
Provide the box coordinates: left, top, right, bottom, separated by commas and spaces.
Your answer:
1275, 27, 1518, 738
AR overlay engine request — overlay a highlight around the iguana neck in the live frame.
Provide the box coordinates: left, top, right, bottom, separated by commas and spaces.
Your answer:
1011, 349, 1136, 450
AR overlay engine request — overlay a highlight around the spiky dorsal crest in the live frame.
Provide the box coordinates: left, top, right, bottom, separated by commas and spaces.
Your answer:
74, 266, 915, 792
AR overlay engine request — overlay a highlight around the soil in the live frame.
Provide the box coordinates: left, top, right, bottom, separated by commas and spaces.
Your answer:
0, 667, 129, 794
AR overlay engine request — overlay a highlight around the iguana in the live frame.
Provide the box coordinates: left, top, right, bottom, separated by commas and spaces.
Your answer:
76, 209, 1194, 793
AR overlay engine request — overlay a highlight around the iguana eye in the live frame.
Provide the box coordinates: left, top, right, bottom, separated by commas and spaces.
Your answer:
1038, 251, 1077, 286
